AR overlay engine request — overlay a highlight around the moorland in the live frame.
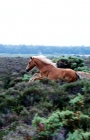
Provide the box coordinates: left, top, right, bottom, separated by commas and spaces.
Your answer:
0, 56, 90, 140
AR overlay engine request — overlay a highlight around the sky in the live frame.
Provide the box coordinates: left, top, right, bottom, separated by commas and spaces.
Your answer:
0, 0, 90, 46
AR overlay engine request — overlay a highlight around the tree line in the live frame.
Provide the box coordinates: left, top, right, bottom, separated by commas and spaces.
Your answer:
0, 44, 90, 55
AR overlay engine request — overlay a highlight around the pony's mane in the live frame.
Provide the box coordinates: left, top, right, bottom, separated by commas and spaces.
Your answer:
32, 55, 56, 67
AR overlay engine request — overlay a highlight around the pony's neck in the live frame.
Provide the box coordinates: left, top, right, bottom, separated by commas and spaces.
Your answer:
34, 58, 54, 70
34, 58, 46, 69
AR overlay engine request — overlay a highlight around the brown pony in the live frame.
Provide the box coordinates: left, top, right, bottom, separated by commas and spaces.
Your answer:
26, 55, 79, 83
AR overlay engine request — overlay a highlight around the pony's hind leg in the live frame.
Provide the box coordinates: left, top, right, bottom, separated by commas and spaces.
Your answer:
68, 78, 73, 83
68, 77, 77, 82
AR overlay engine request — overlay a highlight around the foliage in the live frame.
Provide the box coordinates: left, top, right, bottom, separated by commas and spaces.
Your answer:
67, 130, 90, 140
56, 56, 90, 73
3, 77, 16, 89
57, 56, 84, 70
22, 74, 31, 81
76, 66, 90, 73
32, 110, 90, 139
0, 56, 90, 139
69, 93, 84, 106
2, 122, 35, 140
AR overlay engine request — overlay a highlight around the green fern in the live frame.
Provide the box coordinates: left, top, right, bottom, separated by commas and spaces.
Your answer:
67, 130, 83, 140
69, 93, 84, 106
32, 110, 90, 139
82, 132, 90, 140
67, 130, 90, 140
22, 74, 31, 81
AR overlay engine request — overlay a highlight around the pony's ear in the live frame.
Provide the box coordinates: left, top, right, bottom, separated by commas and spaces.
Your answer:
30, 56, 33, 59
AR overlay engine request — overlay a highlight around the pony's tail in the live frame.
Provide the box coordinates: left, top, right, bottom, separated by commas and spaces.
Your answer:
76, 71, 90, 80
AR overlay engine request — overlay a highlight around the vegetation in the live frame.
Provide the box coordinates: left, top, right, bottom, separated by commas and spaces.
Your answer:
32, 110, 90, 139
57, 56, 90, 72
0, 44, 90, 55
0, 56, 90, 140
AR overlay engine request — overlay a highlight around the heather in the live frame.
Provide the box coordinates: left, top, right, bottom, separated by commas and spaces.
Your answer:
0, 56, 90, 140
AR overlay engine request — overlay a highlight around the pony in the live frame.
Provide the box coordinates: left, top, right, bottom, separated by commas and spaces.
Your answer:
26, 55, 79, 83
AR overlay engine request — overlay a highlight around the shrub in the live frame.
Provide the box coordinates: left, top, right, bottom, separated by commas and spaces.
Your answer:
57, 56, 84, 70
67, 130, 90, 140
32, 110, 90, 139
69, 93, 84, 106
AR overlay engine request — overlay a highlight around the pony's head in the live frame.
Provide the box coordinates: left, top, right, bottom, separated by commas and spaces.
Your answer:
26, 55, 56, 72
26, 57, 36, 72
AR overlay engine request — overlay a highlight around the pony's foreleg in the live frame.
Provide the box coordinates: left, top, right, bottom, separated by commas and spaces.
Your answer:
29, 73, 43, 82
34, 76, 44, 81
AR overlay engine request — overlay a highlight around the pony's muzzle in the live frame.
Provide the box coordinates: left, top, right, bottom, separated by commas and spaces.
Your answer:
26, 68, 30, 72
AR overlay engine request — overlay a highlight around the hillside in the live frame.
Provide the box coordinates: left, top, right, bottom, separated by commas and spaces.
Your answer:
0, 56, 90, 140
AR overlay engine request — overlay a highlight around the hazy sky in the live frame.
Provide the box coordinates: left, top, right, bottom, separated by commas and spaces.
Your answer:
0, 0, 90, 46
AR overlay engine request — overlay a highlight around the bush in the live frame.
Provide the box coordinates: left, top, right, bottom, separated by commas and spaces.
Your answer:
32, 110, 90, 139
57, 56, 84, 70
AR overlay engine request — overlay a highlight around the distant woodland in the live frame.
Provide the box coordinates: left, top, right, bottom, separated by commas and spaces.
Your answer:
0, 44, 90, 55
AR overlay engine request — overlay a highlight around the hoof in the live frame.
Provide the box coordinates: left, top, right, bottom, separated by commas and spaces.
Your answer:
29, 78, 34, 83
